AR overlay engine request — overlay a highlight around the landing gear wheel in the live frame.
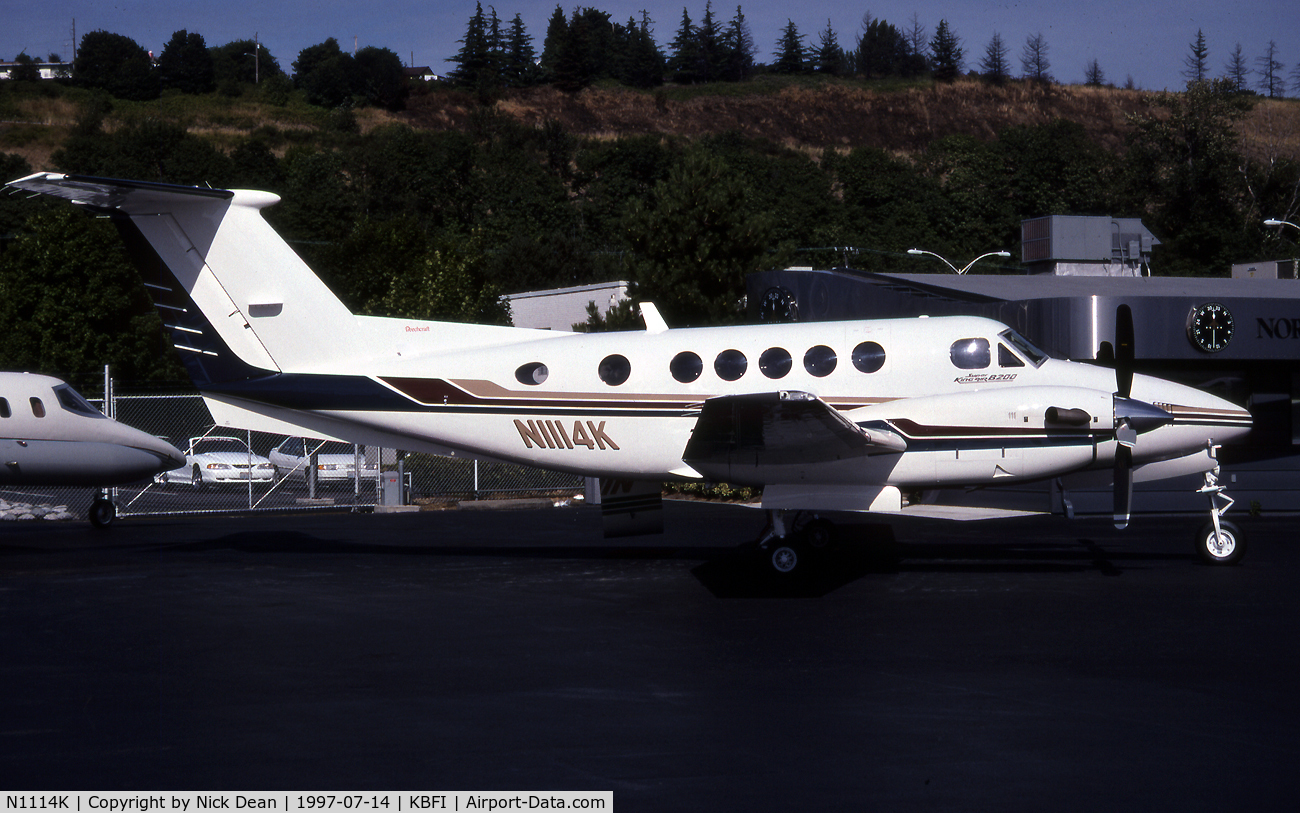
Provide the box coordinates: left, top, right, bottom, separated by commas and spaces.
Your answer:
802, 518, 834, 549
1197, 520, 1244, 566
770, 543, 801, 575
88, 497, 115, 529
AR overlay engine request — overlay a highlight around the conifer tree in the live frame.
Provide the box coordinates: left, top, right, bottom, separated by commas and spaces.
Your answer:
667, 8, 700, 83
1223, 43, 1249, 92
1182, 29, 1209, 85
721, 5, 754, 81
979, 32, 1010, 84
929, 19, 963, 82
813, 19, 845, 76
1020, 32, 1052, 83
773, 19, 806, 75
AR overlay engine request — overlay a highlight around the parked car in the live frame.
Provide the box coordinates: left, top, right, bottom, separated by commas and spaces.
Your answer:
159, 436, 274, 488
269, 437, 379, 485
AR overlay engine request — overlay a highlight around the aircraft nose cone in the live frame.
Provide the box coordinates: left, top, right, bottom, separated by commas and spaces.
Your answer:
1114, 396, 1174, 434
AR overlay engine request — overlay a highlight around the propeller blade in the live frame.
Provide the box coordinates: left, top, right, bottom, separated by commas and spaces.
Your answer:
1115, 304, 1134, 398
1114, 442, 1133, 529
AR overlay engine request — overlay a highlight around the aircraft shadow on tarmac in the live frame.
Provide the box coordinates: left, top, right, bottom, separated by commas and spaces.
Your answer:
147, 524, 1196, 599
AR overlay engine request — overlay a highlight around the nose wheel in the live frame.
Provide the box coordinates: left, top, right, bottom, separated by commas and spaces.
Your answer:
88, 492, 116, 529
1196, 443, 1245, 565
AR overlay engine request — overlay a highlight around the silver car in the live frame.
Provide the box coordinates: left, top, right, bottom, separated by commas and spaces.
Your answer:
269, 437, 378, 485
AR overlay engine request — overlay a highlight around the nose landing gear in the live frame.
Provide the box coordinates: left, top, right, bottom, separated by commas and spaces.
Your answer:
1196, 443, 1244, 566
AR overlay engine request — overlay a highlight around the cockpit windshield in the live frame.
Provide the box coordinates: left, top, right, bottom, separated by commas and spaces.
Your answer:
998, 329, 1049, 368
54, 385, 106, 419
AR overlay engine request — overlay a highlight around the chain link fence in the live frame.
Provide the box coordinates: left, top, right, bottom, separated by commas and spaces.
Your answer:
1, 388, 584, 523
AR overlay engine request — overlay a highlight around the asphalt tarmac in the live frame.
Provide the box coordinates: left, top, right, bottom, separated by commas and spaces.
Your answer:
2, 500, 1298, 811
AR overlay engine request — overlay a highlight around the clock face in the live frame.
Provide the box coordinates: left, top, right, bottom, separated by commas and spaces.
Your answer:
1188, 302, 1234, 353
759, 286, 798, 323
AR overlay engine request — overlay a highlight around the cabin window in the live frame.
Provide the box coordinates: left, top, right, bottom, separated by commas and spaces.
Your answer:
670, 351, 703, 383
54, 385, 105, 417
516, 362, 549, 386
998, 343, 1025, 368
714, 349, 748, 381
950, 338, 990, 370
598, 354, 631, 386
30, 397, 46, 418
759, 347, 792, 379
852, 341, 886, 374
0, 398, 9, 418
804, 345, 837, 377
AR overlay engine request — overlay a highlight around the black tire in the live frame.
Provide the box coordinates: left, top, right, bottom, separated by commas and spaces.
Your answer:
1197, 519, 1245, 566
191, 464, 205, 491
802, 518, 835, 549
88, 498, 115, 529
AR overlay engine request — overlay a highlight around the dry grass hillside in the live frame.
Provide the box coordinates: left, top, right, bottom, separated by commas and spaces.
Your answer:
405, 78, 1300, 161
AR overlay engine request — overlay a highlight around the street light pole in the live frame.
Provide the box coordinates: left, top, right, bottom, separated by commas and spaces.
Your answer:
907, 248, 1011, 275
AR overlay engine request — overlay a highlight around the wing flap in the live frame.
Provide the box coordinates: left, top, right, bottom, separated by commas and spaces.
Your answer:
682, 391, 905, 477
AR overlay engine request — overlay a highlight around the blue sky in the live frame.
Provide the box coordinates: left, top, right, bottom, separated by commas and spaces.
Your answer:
3, 0, 1298, 92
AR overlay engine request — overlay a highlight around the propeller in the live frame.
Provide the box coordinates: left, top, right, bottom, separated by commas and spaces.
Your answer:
1104, 305, 1172, 529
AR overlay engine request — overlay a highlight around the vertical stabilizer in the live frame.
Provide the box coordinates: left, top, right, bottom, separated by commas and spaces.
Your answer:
5, 174, 361, 380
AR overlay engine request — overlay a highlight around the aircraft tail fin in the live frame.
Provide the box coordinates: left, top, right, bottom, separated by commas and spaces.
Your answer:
6, 173, 361, 387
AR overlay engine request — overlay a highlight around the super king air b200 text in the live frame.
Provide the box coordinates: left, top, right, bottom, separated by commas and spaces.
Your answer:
6, 173, 1254, 570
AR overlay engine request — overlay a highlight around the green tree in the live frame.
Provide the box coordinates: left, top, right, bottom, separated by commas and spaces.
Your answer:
720, 6, 755, 82
381, 229, 510, 325
1182, 29, 1209, 85
210, 39, 285, 90
1223, 43, 1250, 93
855, 14, 912, 79
538, 5, 568, 80
157, 30, 216, 94
1120, 79, 1256, 275
813, 19, 846, 76
929, 19, 963, 82
0, 208, 181, 388
73, 30, 160, 101
666, 8, 701, 83
772, 20, 806, 75
353, 46, 407, 110
293, 38, 356, 107
503, 13, 539, 87
621, 149, 774, 325
979, 32, 1011, 85
9, 52, 41, 82
449, 2, 495, 91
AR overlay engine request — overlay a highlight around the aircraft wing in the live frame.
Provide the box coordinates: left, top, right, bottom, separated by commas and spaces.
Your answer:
682, 391, 905, 478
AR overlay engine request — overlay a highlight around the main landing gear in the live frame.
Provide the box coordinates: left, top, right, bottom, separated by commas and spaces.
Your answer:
1196, 443, 1244, 566
757, 511, 835, 576
88, 490, 116, 529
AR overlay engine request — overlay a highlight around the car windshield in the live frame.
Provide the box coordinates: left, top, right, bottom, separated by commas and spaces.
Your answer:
999, 329, 1049, 367
195, 438, 251, 454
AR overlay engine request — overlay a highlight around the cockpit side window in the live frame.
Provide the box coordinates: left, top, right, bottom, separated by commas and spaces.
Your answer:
54, 385, 106, 418
0, 398, 9, 418
999, 329, 1048, 367
998, 343, 1025, 368
950, 338, 990, 370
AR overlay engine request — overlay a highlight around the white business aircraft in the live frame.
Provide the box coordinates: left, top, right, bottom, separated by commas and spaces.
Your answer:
1, 371, 186, 526
6, 173, 1253, 566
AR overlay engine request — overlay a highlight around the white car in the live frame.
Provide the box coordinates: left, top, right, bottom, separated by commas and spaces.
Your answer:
160, 436, 274, 488
269, 437, 379, 485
